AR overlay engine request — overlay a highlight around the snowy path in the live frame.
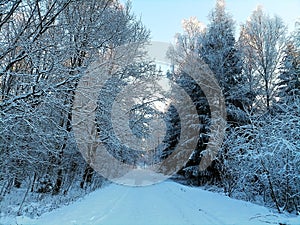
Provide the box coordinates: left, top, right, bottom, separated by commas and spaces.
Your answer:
12, 181, 300, 225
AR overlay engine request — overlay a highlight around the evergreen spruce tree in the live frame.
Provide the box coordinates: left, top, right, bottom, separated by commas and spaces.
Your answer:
277, 33, 300, 106
278, 20, 300, 105
199, 0, 245, 125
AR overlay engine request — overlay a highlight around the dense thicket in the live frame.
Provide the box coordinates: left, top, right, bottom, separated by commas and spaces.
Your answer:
168, 0, 299, 213
0, 0, 150, 216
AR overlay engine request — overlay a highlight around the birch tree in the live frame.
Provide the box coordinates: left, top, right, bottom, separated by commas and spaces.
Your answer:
240, 6, 287, 112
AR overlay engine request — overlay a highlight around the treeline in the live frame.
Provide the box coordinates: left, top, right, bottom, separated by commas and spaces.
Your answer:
0, 0, 150, 216
168, 0, 299, 214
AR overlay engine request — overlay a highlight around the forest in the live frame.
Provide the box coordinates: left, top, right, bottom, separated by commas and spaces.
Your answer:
0, 0, 299, 219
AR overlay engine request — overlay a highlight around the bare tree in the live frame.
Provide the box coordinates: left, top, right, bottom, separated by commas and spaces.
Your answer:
239, 6, 287, 111
0, 0, 150, 215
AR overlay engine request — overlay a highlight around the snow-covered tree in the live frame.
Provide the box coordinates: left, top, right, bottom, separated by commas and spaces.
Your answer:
167, 16, 205, 69
219, 107, 300, 213
239, 6, 287, 112
277, 37, 300, 105
0, 0, 150, 212
95, 62, 165, 169
166, 18, 211, 183
200, 0, 245, 125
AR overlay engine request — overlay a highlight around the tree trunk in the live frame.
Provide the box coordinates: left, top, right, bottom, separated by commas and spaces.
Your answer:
52, 166, 63, 195
80, 165, 94, 189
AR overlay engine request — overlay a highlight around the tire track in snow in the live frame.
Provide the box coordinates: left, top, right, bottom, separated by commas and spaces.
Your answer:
91, 186, 129, 224
165, 185, 225, 225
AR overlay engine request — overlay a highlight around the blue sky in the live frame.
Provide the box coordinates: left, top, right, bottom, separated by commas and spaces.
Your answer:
124, 0, 300, 42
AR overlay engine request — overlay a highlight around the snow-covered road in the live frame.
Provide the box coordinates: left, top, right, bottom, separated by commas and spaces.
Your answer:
13, 182, 300, 225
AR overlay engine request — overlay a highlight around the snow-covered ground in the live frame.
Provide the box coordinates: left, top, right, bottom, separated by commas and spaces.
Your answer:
1, 181, 299, 225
